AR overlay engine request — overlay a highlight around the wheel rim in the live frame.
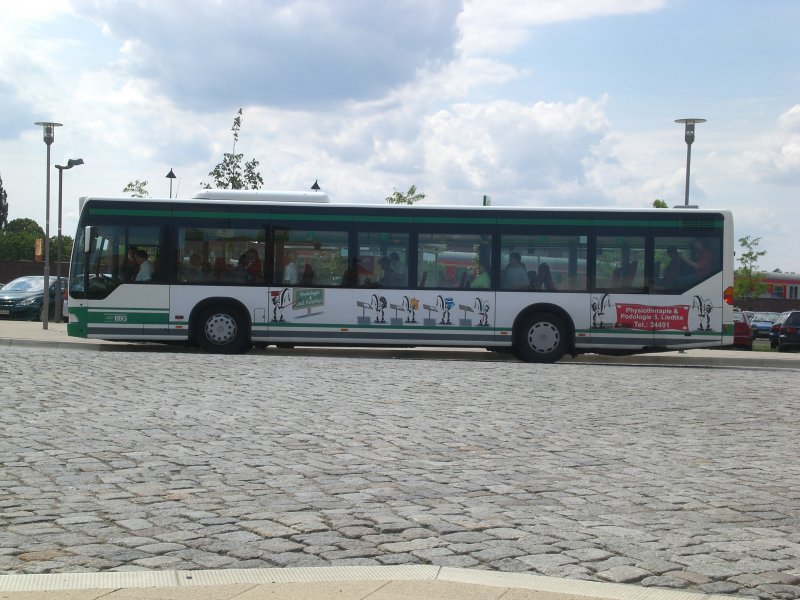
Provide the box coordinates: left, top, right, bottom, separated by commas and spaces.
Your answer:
204, 313, 237, 346
527, 320, 560, 354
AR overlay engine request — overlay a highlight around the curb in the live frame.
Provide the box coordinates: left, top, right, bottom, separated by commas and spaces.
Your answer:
0, 566, 742, 600
2, 334, 800, 369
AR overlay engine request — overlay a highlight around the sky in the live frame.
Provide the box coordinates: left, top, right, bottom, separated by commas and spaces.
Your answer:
1, 0, 798, 271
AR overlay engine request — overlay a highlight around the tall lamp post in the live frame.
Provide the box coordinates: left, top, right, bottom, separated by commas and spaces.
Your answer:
675, 118, 706, 207
55, 158, 84, 320
166, 168, 176, 198
34, 121, 62, 329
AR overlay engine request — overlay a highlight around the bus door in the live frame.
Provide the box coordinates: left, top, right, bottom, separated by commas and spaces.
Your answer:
82, 225, 169, 340
592, 235, 652, 349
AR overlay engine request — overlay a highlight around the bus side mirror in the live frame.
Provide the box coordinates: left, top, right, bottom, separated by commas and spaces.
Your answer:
84, 226, 94, 253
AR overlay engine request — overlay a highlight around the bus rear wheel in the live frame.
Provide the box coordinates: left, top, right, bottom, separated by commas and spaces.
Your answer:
195, 306, 249, 354
515, 312, 568, 363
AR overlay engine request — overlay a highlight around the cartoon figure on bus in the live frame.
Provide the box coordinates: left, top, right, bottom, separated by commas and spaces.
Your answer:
402, 296, 418, 324
474, 297, 490, 327
591, 293, 612, 329
436, 295, 454, 325
271, 288, 292, 322
371, 294, 387, 324
692, 295, 713, 331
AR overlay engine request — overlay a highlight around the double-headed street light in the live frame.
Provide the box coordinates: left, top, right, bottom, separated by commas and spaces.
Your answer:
55, 158, 85, 320
675, 118, 706, 207
34, 121, 62, 329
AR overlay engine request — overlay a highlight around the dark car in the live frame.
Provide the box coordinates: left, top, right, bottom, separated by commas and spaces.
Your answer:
732, 311, 753, 350
0, 276, 68, 322
770, 311, 792, 349
778, 310, 800, 352
749, 311, 779, 339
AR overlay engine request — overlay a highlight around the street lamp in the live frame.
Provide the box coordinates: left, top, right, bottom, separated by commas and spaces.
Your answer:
55, 158, 84, 320
166, 168, 176, 198
675, 118, 706, 207
34, 121, 62, 329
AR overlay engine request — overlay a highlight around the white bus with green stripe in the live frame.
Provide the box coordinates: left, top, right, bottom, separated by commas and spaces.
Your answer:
67, 190, 735, 362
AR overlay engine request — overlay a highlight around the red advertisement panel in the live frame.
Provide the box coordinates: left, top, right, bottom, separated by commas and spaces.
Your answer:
615, 304, 689, 331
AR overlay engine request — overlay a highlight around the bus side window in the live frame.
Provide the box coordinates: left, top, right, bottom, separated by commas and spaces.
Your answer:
595, 236, 644, 291
356, 232, 410, 288
418, 232, 491, 290
274, 229, 348, 287
500, 234, 587, 291
654, 235, 720, 291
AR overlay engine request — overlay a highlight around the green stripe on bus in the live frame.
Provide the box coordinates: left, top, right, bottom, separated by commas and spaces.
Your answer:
576, 328, 722, 336
89, 208, 172, 218
271, 213, 353, 222
87, 311, 170, 325
267, 321, 501, 331
88, 207, 723, 229
497, 218, 722, 228
90, 208, 265, 220
87, 307, 169, 312
172, 210, 265, 219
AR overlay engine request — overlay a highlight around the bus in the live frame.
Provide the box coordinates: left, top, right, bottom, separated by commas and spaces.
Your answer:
66, 190, 735, 362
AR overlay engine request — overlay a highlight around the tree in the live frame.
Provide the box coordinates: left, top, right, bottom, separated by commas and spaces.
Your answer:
123, 180, 150, 198
733, 235, 767, 301
386, 185, 425, 205
652, 199, 668, 208
0, 218, 45, 260
205, 108, 264, 190
0, 172, 8, 229
5, 218, 43, 236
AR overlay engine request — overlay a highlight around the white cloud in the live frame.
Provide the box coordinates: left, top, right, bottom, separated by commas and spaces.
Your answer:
77, 0, 463, 111
457, 0, 665, 56
420, 97, 610, 202
744, 104, 800, 185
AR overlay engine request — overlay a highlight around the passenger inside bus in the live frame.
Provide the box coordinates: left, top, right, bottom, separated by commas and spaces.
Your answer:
471, 261, 491, 289
538, 263, 555, 291
686, 239, 712, 277
121, 246, 139, 281
134, 249, 153, 282
282, 251, 299, 284
300, 263, 315, 285
502, 252, 529, 289
184, 253, 204, 282
238, 248, 262, 283
387, 252, 408, 287
662, 246, 693, 286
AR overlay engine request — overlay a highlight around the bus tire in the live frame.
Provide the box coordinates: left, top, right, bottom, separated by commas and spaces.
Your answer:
195, 305, 249, 354
515, 312, 568, 363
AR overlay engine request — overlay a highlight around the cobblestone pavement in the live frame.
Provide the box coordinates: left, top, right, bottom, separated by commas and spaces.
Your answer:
1, 347, 798, 599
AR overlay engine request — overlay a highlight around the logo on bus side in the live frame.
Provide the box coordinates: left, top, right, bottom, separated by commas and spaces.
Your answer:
104, 313, 128, 323
590, 294, 715, 332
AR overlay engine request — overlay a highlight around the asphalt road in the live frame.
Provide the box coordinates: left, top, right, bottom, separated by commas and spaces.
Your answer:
1, 346, 798, 599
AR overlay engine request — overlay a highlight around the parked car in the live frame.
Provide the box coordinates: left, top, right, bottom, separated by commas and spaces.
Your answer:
0, 276, 68, 322
770, 311, 792, 349
732, 311, 753, 350
62, 285, 69, 321
749, 311, 779, 339
777, 310, 800, 352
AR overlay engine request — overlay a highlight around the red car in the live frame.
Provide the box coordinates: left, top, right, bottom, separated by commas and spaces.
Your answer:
732, 311, 753, 350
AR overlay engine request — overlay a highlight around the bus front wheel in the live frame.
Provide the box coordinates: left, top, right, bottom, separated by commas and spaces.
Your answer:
196, 306, 249, 354
515, 312, 568, 363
